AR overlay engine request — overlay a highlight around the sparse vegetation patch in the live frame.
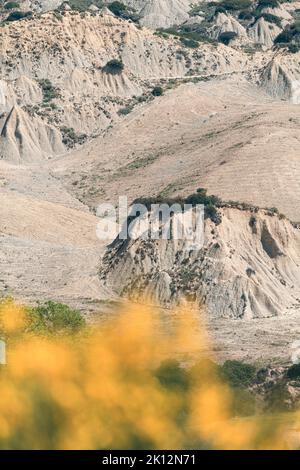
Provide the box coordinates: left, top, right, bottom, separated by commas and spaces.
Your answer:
108, 1, 139, 22
6, 10, 32, 21
133, 188, 222, 224
103, 59, 124, 75
60, 126, 87, 148
37, 79, 59, 103
3, 2, 19, 9
66, 0, 103, 12
219, 31, 238, 45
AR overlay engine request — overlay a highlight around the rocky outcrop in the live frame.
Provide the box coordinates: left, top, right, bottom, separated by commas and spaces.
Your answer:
260, 55, 300, 102
0, 105, 64, 162
248, 17, 282, 48
211, 12, 248, 43
118, 0, 191, 29
261, 6, 292, 26
100, 207, 300, 319
0, 9, 250, 161
0, 6, 300, 164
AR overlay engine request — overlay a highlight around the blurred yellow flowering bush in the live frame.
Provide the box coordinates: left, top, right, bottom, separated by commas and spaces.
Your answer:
0, 298, 296, 449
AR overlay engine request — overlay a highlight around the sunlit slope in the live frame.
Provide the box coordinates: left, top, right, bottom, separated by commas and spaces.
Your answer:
59, 77, 300, 221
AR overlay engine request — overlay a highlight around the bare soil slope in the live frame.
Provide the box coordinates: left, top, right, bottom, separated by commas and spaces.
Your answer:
1, 4, 300, 361
57, 77, 300, 222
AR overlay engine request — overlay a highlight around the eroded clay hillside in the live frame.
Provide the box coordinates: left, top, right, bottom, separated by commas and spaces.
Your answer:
0, 7, 250, 161
1, 3, 300, 163
100, 206, 300, 319
1, 2, 300, 350
57, 78, 300, 222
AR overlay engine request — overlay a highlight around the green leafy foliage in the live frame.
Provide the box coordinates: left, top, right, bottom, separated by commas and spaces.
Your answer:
67, 0, 103, 12
286, 363, 300, 379
108, 1, 139, 21
288, 43, 300, 53
60, 126, 87, 148
37, 79, 58, 103
134, 188, 221, 210
104, 59, 124, 74
155, 360, 190, 391
257, 0, 279, 9
158, 27, 217, 46
133, 188, 222, 224
155, 358, 256, 418
220, 360, 257, 388
28, 301, 85, 335
256, 12, 282, 27
238, 10, 254, 20
3, 2, 20, 9
6, 10, 32, 21
0, 298, 86, 338
219, 0, 252, 11
151, 86, 164, 96
219, 31, 238, 45
180, 37, 199, 48
275, 22, 300, 45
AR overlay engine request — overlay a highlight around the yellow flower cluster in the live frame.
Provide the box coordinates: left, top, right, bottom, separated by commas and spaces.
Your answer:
0, 300, 296, 449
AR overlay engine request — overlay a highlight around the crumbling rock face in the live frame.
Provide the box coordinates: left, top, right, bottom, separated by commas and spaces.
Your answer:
261, 221, 284, 259
0, 9, 250, 162
260, 53, 300, 103
100, 208, 300, 319
248, 17, 282, 49
210, 12, 248, 44
261, 59, 294, 101
1, 6, 300, 163
0, 105, 64, 162
253, 366, 300, 411
113, 0, 191, 29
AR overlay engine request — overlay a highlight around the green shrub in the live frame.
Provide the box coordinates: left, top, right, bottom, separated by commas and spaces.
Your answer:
185, 188, 222, 207
118, 105, 133, 115
151, 86, 163, 96
220, 360, 256, 388
238, 10, 254, 20
218, 31, 238, 45
133, 188, 222, 224
155, 360, 189, 391
286, 363, 300, 379
0, 298, 86, 338
220, 0, 252, 11
257, 0, 279, 9
287, 22, 300, 34
288, 43, 300, 53
67, 0, 103, 12
180, 37, 199, 48
104, 59, 124, 74
29, 301, 85, 334
3, 2, 19, 9
215, 6, 227, 14
37, 79, 58, 103
204, 203, 221, 223
257, 12, 281, 26
274, 30, 293, 43
275, 22, 300, 44
60, 126, 87, 148
159, 27, 216, 45
6, 10, 32, 21
108, 1, 126, 15
108, 1, 138, 21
